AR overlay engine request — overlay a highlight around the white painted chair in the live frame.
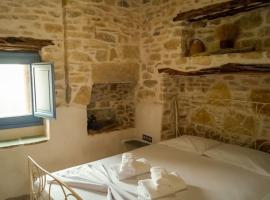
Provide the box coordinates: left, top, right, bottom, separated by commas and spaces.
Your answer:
28, 156, 82, 200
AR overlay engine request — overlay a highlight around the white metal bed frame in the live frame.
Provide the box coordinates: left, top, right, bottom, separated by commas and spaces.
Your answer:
28, 156, 83, 200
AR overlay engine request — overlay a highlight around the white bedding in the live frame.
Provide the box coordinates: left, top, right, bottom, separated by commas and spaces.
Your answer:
41, 142, 270, 200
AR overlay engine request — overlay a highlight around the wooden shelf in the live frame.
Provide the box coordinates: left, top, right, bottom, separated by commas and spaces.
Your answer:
158, 63, 270, 76
173, 0, 270, 22
0, 37, 53, 52
188, 47, 256, 57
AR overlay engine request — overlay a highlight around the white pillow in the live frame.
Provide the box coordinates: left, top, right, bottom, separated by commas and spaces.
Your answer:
159, 135, 221, 154
204, 143, 270, 177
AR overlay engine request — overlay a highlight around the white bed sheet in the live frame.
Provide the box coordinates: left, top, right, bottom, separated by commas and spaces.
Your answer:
41, 143, 270, 200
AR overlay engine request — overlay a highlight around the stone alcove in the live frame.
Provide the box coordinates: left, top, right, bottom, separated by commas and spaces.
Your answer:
86, 63, 139, 134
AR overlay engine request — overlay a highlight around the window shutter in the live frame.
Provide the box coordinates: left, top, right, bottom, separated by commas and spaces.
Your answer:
31, 63, 56, 119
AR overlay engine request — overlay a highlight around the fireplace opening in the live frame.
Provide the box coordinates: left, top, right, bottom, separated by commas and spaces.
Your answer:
87, 83, 135, 134
87, 109, 118, 133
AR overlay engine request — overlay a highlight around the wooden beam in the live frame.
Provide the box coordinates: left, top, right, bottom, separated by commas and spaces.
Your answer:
0, 37, 54, 52
173, 0, 270, 22
158, 63, 270, 76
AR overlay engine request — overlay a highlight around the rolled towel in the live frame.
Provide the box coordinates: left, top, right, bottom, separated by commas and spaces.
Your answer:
110, 153, 151, 180
137, 167, 187, 199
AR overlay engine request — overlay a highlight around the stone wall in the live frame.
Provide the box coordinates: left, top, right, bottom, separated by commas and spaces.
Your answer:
88, 83, 135, 133
191, 8, 270, 54
64, 0, 142, 106
138, 0, 270, 143
0, 0, 142, 107
139, 0, 270, 104
170, 74, 270, 146
0, 0, 65, 106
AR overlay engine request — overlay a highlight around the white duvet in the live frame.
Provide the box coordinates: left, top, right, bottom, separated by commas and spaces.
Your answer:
41, 143, 270, 200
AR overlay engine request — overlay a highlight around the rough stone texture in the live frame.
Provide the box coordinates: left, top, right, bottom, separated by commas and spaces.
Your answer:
250, 89, 270, 116
74, 86, 91, 105
0, 0, 65, 106
191, 109, 213, 126
64, 0, 141, 105
161, 74, 270, 144
164, 39, 179, 50
122, 45, 140, 59
137, 0, 270, 144
192, 8, 269, 53
2, 0, 270, 143
192, 56, 212, 65
143, 80, 158, 88
208, 82, 231, 100
92, 63, 139, 84
88, 83, 135, 133
223, 113, 257, 136
267, 10, 270, 24
236, 11, 263, 30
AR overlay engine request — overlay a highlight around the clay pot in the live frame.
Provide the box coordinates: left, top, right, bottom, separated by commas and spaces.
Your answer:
189, 39, 205, 56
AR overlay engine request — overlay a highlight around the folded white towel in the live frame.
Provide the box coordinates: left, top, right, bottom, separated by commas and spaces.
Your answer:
110, 153, 151, 180
138, 167, 187, 199
150, 167, 168, 185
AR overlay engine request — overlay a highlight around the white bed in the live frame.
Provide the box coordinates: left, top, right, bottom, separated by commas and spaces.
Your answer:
38, 136, 270, 200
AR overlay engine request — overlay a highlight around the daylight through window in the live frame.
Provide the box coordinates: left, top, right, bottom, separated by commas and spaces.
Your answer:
0, 64, 32, 118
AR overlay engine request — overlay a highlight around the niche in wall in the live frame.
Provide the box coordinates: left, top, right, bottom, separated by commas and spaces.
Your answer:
87, 83, 135, 134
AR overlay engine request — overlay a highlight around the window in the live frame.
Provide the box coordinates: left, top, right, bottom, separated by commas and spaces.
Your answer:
0, 52, 56, 130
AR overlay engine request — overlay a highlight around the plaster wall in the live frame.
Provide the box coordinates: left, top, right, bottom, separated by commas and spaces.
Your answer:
0, 106, 135, 199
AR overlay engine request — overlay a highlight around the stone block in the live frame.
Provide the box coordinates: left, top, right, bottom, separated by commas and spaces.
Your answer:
143, 80, 158, 88
223, 113, 257, 136
142, 73, 152, 79
236, 11, 263, 30
250, 89, 270, 103
137, 89, 155, 99
191, 108, 213, 126
54, 71, 64, 80
175, 57, 187, 65
74, 86, 91, 105
250, 89, 270, 116
96, 50, 108, 62
44, 23, 62, 33
110, 48, 118, 61
68, 51, 91, 62
208, 82, 231, 100
122, 45, 140, 59
95, 32, 116, 43
192, 56, 211, 65
104, 0, 117, 5
0, 5, 10, 12
164, 39, 179, 50
258, 27, 270, 37
92, 63, 139, 83
66, 10, 82, 18
149, 53, 161, 61
239, 39, 262, 50
241, 52, 263, 59
69, 76, 88, 84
